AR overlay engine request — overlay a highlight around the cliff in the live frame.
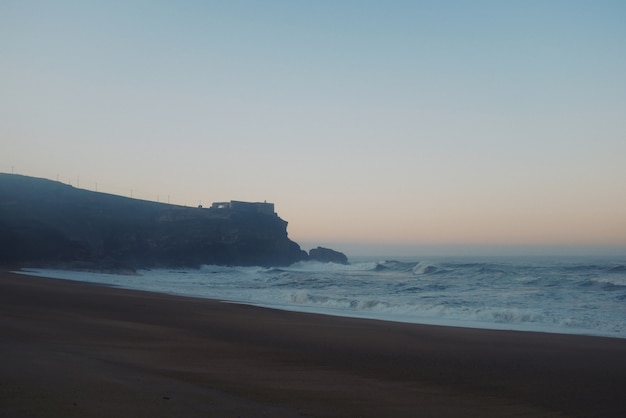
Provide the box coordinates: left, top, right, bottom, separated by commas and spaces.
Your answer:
0, 173, 308, 270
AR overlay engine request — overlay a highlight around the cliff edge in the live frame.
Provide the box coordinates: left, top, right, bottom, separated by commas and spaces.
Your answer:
0, 173, 308, 269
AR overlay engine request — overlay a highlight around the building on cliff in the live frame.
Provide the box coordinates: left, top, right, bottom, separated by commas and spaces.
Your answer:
211, 200, 275, 215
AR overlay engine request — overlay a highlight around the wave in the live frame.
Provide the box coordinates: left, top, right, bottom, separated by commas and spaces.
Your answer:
286, 290, 396, 312
264, 267, 287, 274
286, 260, 378, 272
563, 264, 626, 274
19, 256, 626, 339
412, 262, 439, 275
280, 290, 622, 333
199, 264, 238, 273
591, 276, 626, 287
371, 260, 440, 275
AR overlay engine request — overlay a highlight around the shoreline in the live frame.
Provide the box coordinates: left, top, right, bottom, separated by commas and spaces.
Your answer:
16, 266, 626, 340
2, 269, 626, 416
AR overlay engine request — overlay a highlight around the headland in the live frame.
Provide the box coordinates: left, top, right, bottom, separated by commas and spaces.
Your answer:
0, 173, 310, 269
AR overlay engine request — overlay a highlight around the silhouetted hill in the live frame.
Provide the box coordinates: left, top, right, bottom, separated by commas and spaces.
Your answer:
0, 173, 308, 270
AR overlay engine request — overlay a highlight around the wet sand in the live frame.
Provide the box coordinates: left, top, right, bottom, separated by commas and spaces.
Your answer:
1, 270, 625, 417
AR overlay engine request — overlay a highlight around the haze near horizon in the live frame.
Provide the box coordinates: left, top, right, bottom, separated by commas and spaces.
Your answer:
2, 1, 625, 256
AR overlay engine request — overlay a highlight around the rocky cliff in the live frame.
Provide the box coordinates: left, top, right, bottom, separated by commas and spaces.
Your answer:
309, 247, 348, 264
0, 173, 308, 270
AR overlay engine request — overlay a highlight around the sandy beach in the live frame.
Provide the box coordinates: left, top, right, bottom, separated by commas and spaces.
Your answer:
1, 270, 625, 417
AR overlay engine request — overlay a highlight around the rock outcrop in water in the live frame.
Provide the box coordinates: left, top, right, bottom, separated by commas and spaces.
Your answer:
309, 246, 348, 264
0, 173, 308, 270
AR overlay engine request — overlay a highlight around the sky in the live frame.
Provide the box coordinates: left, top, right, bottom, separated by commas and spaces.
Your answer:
2, 1, 625, 256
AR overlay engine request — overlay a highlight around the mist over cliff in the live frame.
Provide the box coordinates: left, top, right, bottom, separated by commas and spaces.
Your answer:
0, 173, 308, 270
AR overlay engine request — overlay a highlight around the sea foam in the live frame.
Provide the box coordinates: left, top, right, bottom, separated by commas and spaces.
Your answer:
18, 255, 626, 338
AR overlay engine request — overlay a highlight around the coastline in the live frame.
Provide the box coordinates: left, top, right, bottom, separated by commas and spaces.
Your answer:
19, 261, 626, 340
2, 270, 626, 417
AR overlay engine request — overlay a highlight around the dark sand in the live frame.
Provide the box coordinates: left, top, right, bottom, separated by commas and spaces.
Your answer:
1, 270, 625, 417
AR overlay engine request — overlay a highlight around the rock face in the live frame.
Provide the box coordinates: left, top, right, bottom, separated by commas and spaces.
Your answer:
308, 246, 349, 264
0, 173, 308, 269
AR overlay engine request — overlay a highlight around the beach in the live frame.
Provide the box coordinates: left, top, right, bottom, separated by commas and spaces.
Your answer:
2, 270, 625, 417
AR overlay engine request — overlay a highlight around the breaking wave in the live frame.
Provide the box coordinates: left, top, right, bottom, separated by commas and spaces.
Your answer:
18, 255, 626, 338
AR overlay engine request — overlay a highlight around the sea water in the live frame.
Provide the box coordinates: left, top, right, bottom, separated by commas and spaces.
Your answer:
20, 256, 626, 339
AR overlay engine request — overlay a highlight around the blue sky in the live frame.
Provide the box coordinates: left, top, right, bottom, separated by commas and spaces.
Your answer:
2, 1, 625, 255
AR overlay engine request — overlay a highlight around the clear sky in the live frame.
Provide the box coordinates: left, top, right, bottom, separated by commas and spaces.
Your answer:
2, 1, 625, 256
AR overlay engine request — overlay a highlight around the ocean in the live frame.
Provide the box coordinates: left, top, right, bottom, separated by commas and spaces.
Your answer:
20, 255, 626, 339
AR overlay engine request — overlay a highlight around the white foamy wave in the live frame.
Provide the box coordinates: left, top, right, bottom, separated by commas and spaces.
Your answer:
277, 288, 625, 337
412, 261, 438, 275
199, 264, 238, 273
591, 276, 626, 287
16, 255, 626, 339
472, 307, 545, 324
289, 290, 320, 304
285, 260, 374, 273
